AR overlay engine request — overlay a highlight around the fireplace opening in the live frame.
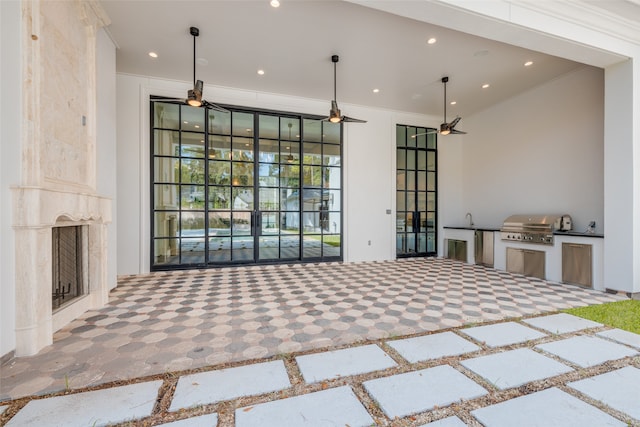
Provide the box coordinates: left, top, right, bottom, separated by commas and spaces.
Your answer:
52, 225, 88, 311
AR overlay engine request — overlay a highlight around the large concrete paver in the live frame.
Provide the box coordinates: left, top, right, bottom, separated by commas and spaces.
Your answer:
536, 335, 638, 367
169, 360, 290, 412
568, 366, 640, 421
461, 348, 573, 390
5, 380, 162, 427
363, 365, 487, 419
235, 386, 374, 427
156, 413, 218, 426
295, 344, 396, 383
459, 321, 546, 347
387, 331, 480, 363
597, 328, 640, 349
471, 387, 626, 427
523, 313, 602, 334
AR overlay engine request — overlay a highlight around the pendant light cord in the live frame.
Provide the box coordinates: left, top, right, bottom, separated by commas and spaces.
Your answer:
443, 79, 447, 122
333, 62, 337, 102
192, 33, 196, 86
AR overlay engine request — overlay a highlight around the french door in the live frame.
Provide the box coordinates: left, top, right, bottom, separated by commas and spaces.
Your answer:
396, 125, 437, 257
151, 101, 342, 269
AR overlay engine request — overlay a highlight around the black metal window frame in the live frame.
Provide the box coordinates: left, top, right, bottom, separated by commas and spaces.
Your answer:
150, 99, 344, 270
395, 123, 438, 258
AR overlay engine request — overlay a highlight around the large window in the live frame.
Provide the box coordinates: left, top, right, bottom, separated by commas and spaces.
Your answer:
151, 101, 342, 269
396, 124, 437, 257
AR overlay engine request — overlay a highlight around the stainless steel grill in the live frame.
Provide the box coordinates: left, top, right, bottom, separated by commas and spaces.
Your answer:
500, 214, 571, 245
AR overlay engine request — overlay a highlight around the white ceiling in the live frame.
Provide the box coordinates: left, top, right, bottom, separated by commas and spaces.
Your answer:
100, 0, 633, 118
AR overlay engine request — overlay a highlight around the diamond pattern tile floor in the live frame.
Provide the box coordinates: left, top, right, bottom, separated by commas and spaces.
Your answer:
1, 258, 635, 426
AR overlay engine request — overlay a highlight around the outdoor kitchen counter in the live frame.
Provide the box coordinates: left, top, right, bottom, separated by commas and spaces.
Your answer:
443, 226, 606, 291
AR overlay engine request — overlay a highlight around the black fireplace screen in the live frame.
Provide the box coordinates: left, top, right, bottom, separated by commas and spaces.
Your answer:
52, 226, 86, 310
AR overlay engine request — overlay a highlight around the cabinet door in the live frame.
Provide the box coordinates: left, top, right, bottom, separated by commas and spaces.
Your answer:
562, 243, 592, 287
523, 249, 545, 279
506, 248, 524, 274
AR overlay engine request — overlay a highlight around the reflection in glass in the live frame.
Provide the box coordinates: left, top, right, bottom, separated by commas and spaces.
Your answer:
209, 186, 230, 210
327, 212, 341, 234
407, 212, 414, 233
180, 238, 205, 264
231, 188, 254, 210
281, 142, 299, 164
231, 162, 254, 187
427, 232, 435, 252
303, 235, 322, 258
396, 213, 405, 232
232, 213, 252, 237
259, 188, 279, 211
154, 184, 179, 209
180, 212, 205, 237
181, 159, 205, 184
407, 127, 416, 147
208, 110, 231, 135
323, 144, 341, 166
209, 135, 231, 160
396, 126, 406, 147
154, 238, 179, 264
418, 151, 427, 170
407, 150, 416, 170
182, 106, 205, 132
261, 212, 279, 234
396, 191, 406, 212
280, 166, 300, 188
258, 163, 279, 187
281, 118, 300, 141
280, 236, 300, 259
181, 133, 205, 158
232, 137, 254, 161
427, 151, 436, 170
154, 212, 179, 238
303, 119, 322, 142
259, 115, 279, 139
303, 142, 322, 165
418, 171, 427, 192
407, 171, 416, 191
181, 185, 206, 209
323, 235, 340, 257
407, 191, 416, 211
209, 211, 231, 235
259, 236, 279, 260
427, 172, 436, 191
209, 237, 231, 262
232, 237, 254, 261
397, 149, 406, 169
322, 122, 340, 144
208, 161, 230, 185
418, 234, 427, 252
303, 166, 322, 187
154, 157, 179, 183
259, 139, 279, 162
281, 212, 299, 233
232, 112, 254, 136
323, 167, 340, 189
396, 234, 405, 254
154, 130, 179, 156
325, 189, 341, 211
406, 233, 416, 253
153, 103, 179, 130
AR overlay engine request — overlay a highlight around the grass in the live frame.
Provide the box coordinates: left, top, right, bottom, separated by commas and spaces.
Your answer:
564, 299, 640, 334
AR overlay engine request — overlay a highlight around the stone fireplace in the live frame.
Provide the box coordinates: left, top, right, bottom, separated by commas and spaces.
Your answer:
10, 1, 112, 356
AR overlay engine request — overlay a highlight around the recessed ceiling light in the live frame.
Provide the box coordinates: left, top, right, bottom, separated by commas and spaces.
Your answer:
450, 101, 457, 105
372, 88, 380, 93
183, 121, 188, 124
195, 125, 200, 128
148, 52, 158, 58
524, 61, 534, 67
270, 0, 280, 7
257, 69, 265, 75
427, 38, 437, 45
482, 83, 490, 89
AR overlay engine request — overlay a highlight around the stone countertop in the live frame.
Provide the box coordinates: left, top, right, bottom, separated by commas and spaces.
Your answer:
444, 225, 501, 232
553, 230, 604, 238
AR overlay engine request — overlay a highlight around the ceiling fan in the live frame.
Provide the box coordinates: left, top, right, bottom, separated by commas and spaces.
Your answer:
415, 76, 467, 137
153, 27, 228, 112
325, 55, 366, 124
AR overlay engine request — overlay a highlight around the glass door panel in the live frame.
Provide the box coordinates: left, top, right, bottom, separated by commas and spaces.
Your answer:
152, 103, 342, 269
396, 124, 437, 258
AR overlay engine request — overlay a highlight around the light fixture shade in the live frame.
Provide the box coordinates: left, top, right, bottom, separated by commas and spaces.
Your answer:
329, 100, 342, 123
187, 80, 204, 107
440, 123, 451, 135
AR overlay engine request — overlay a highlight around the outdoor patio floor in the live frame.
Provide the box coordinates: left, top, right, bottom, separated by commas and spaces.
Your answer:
0, 258, 625, 405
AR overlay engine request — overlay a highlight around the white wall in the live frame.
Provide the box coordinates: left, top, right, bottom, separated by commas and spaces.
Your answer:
96, 28, 118, 290
0, 0, 21, 358
457, 66, 605, 232
115, 74, 436, 274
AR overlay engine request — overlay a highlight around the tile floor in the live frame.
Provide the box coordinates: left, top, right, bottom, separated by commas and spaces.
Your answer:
2, 312, 639, 426
0, 257, 633, 426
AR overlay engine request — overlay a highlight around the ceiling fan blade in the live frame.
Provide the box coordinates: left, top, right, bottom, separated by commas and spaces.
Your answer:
152, 97, 186, 103
450, 128, 467, 135
342, 116, 367, 123
448, 116, 462, 128
201, 100, 230, 113
412, 129, 438, 138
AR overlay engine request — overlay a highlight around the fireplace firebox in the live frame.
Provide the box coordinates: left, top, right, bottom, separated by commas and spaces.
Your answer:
52, 225, 88, 311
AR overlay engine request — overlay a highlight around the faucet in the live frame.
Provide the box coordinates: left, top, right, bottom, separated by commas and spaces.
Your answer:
466, 212, 474, 227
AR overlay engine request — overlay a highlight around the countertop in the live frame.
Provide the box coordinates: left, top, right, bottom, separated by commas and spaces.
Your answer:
444, 226, 604, 238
